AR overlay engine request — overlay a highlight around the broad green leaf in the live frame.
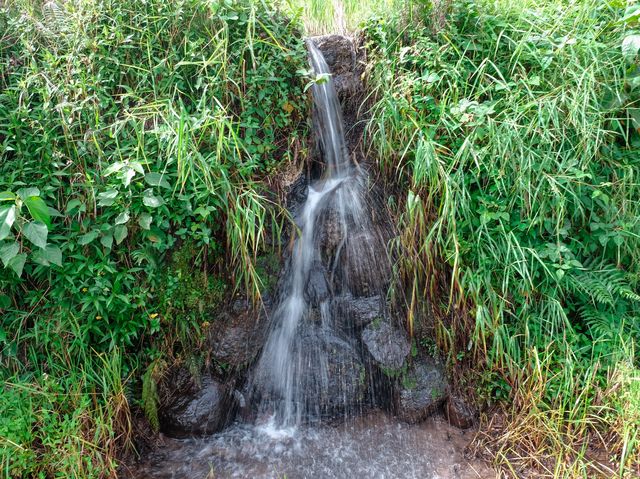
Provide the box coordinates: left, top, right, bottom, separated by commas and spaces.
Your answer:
123, 168, 136, 187
48, 206, 63, 218
143, 195, 163, 208
143, 189, 164, 208
145, 172, 170, 189
42, 245, 62, 267
103, 161, 125, 176
16, 187, 39, 201
0, 205, 16, 240
32, 250, 51, 266
7, 253, 27, 277
622, 34, 640, 62
101, 234, 114, 249
138, 213, 152, 230
114, 225, 128, 244
98, 189, 118, 207
66, 199, 83, 213
23, 221, 48, 249
623, 4, 640, 24
194, 206, 210, 218
0, 191, 16, 202
78, 231, 99, 245
24, 196, 51, 227
130, 161, 145, 174
0, 242, 20, 267
0, 294, 10, 309
115, 211, 130, 225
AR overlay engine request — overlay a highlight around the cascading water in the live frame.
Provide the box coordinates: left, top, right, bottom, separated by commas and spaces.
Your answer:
128, 37, 492, 479
249, 40, 380, 427
251, 176, 347, 427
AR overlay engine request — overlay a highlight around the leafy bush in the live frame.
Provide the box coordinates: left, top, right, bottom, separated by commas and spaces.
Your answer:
365, 0, 640, 475
0, 0, 308, 475
0, 0, 307, 348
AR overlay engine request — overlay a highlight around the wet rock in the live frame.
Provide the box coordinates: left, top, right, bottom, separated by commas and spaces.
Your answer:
305, 263, 330, 303
362, 319, 410, 370
287, 173, 308, 210
318, 206, 344, 264
297, 329, 369, 418
396, 357, 448, 424
304, 305, 322, 326
445, 394, 475, 429
309, 35, 355, 76
159, 369, 235, 437
339, 231, 390, 296
208, 300, 269, 370
309, 35, 364, 112
333, 72, 361, 100
333, 294, 383, 329
248, 325, 369, 421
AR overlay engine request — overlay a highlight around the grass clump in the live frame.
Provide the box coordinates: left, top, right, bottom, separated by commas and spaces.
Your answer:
284, 0, 406, 34
364, 0, 640, 476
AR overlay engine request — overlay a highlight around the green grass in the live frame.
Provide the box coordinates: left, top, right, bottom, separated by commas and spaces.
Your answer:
1, 345, 131, 478
364, 0, 640, 476
0, 0, 308, 475
283, 0, 406, 34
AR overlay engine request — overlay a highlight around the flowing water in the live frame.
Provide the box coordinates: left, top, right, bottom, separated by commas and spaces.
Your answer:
127, 41, 494, 479
248, 40, 379, 427
127, 412, 492, 479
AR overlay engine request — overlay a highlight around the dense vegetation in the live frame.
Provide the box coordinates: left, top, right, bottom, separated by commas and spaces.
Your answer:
364, 0, 640, 476
0, 0, 308, 476
1, 0, 639, 478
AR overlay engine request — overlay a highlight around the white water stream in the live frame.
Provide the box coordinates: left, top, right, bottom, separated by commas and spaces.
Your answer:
250, 40, 367, 427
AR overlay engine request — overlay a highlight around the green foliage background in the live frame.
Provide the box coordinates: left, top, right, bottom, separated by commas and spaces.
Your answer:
1, 0, 640, 477
364, 0, 640, 475
0, 0, 308, 476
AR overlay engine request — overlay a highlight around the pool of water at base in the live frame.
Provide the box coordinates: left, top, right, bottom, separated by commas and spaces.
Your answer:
124, 411, 495, 479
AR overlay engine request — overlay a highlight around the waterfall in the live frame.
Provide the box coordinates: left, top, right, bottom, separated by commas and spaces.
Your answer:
249, 40, 387, 428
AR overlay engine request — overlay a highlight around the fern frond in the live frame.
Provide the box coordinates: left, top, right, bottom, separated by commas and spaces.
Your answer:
569, 265, 636, 307
43, 1, 67, 31
620, 288, 640, 303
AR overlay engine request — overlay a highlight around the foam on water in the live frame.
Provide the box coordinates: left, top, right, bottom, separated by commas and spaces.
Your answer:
128, 412, 493, 479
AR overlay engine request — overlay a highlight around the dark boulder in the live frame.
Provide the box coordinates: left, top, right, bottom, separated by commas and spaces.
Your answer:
297, 328, 369, 418
337, 231, 390, 296
332, 294, 383, 330
287, 172, 308, 209
318, 205, 344, 266
250, 326, 369, 420
309, 35, 364, 113
305, 263, 331, 304
309, 35, 355, 76
445, 394, 475, 429
208, 299, 269, 370
362, 319, 410, 371
396, 357, 448, 423
158, 368, 236, 437
333, 72, 361, 101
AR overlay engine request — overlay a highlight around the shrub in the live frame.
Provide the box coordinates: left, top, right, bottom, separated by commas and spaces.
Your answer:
0, 0, 308, 475
365, 0, 640, 475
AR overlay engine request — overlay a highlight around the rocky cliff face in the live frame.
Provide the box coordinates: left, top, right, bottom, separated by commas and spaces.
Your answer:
155, 35, 456, 437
